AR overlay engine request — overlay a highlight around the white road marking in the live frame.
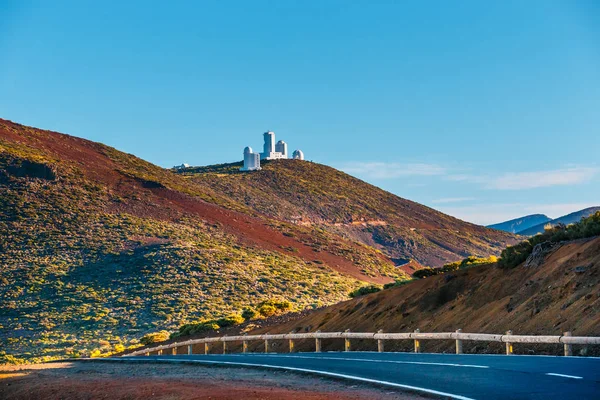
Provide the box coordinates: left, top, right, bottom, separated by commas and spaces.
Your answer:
545, 373, 583, 380
237, 353, 490, 369
158, 357, 476, 400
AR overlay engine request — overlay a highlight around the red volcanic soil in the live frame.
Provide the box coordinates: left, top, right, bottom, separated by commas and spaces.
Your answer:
145, 186, 392, 284
0, 362, 422, 400
395, 259, 426, 275
0, 118, 392, 283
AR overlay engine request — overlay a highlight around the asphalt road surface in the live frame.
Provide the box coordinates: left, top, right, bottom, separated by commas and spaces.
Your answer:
110, 352, 600, 400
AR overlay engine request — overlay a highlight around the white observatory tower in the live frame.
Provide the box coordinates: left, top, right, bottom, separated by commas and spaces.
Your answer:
262, 131, 275, 159
240, 146, 261, 171
261, 131, 286, 160
275, 140, 288, 158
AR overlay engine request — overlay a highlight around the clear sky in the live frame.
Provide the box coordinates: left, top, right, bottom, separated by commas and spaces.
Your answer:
1, 0, 598, 225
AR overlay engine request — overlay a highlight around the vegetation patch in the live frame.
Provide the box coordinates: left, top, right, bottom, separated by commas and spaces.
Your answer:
349, 285, 382, 298
498, 212, 600, 269
413, 256, 498, 279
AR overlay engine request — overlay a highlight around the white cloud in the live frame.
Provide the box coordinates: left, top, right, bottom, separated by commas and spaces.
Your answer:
339, 162, 446, 179
431, 197, 476, 204
340, 161, 598, 193
485, 167, 598, 190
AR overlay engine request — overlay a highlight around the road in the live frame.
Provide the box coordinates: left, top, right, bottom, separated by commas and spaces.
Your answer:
110, 352, 600, 400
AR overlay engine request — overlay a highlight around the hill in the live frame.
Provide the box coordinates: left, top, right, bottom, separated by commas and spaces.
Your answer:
518, 207, 600, 236
242, 234, 600, 355
487, 214, 551, 234
0, 118, 401, 363
178, 161, 518, 267
124, 212, 600, 356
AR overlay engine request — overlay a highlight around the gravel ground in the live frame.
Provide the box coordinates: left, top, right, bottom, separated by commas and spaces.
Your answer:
0, 361, 427, 399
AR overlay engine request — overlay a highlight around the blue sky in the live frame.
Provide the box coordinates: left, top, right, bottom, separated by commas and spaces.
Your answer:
1, 0, 598, 225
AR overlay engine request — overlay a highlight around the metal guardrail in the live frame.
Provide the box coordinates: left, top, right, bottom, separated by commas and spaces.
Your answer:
126, 329, 600, 357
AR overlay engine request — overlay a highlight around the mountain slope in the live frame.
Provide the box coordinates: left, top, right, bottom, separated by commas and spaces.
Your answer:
519, 207, 600, 236
0, 119, 400, 363
487, 214, 551, 234
246, 235, 600, 354
179, 161, 519, 267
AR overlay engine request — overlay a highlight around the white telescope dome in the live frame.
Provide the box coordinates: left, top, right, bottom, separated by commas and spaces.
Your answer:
292, 149, 304, 160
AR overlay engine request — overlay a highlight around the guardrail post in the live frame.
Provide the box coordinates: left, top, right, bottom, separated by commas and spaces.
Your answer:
223, 336, 227, 354
264, 338, 269, 353
171, 346, 177, 356
187, 344, 193, 355
289, 332, 295, 353
505, 330, 513, 355
158, 349, 163, 356
145, 352, 150, 356
315, 330, 322, 352
456, 329, 463, 354
414, 329, 421, 353
243, 334, 248, 354
564, 331, 572, 356
377, 329, 384, 352
204, 342, 209, 355
344, 329, 351, 352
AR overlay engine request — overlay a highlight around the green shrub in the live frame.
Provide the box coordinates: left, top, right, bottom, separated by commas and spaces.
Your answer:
258, 304, 278, 317
383, 281, 396, 289
383, 279, 413, 289
216, 314, 244, 327
178, 321, 220, 336
90, 349, 102, 358
254, 299, 293, 317
412, 267, 438, 279
349, 284, 382, 298
113, 343, 125, 353
241, 308, 257, 320
258, 299, 293, 312
413, 255, 499, 279
140, 330, 170, 345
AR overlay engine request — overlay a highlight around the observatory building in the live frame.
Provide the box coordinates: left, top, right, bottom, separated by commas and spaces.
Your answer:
292, 150, 304, 160
240, 131, 304, 171
240, 147, 261, 171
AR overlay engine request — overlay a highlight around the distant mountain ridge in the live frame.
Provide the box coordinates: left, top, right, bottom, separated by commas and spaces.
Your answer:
518, 207, 600, 236
487, 214, 551, 234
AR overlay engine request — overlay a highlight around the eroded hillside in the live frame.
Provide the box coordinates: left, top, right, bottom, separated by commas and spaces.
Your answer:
180, 161, 519, 267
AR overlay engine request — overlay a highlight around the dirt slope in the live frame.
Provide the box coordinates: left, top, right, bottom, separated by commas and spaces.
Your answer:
249, 236, 600, 353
